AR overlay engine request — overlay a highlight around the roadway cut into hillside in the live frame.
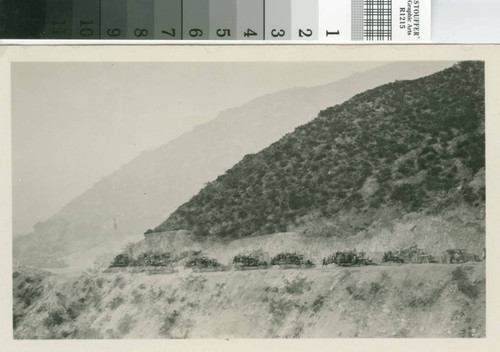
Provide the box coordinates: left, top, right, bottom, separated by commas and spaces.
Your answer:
123, 201, 484, 268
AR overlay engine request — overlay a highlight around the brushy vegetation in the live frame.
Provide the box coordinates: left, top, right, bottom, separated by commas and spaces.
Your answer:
406, 286, 445, 308
159, 310, 180, 338
13, 265, 486, 338
14, 272, 105, 337
13, 271, 45, 308
346, 284, 367, 301
13, 270, 48, 329
346, 281, 387, 302
452, 267, 480, 299
283, 276, 312, 295
155, 62, 484, 239
311, 294, 325, 313
108, 295, 125, 310
117, 314, 135, 335
43, 308, 66, 328
268, 297, 296, 325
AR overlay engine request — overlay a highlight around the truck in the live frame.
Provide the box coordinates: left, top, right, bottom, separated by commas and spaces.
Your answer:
333, 250, 375, 266
270, 252, 314, 268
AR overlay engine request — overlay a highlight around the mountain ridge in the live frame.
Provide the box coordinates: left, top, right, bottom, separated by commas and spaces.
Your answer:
155, 62, 484, 242
13, 62, 454, 267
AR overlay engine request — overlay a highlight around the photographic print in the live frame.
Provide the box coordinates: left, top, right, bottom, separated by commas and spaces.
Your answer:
9, 55, 486, 339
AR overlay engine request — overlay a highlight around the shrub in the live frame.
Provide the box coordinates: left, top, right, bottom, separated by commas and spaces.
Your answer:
148, 287, 166, 300
452, 267, 480, 299
113, 275, 126, 289
159, 310, 180, 337
397, 159, 415, 177
14, 272, 45, 308
391, 183, 426, 210
96, 278, 104, 288
268, 297, 295, 325
346, 285, 366, 301
66, 298, 86, 320
369, 282, 383, 295
290, 326, 303, 338
311, 294, 325, 313
108, 295, 124, 310
117, 314, 135, 335
13, 313, 24, 329
407, 287, 444, 308
284, 276, 311, 295
131, 290, 143, 304
43, 308, 66, 327
391, 183, 418, 203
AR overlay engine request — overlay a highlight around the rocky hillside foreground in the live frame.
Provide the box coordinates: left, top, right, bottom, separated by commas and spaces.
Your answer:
14, 263, 484, 339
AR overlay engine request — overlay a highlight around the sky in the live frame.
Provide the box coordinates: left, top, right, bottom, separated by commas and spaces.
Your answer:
12, 62, 385, 235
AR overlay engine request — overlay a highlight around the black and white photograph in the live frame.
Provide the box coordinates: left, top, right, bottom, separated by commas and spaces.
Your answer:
5, 48, 489, 341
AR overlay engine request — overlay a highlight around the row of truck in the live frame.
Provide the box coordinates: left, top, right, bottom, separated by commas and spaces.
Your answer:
109, 245, 484, 271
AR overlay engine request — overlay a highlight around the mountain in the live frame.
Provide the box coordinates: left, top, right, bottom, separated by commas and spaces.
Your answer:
13, 62, 453, 268
155, 62, 484, 245
12, 62, 485, 340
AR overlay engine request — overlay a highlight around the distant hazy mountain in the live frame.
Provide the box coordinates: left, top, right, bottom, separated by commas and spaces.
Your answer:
13, 62, 453, 267
157, 62, 484, 242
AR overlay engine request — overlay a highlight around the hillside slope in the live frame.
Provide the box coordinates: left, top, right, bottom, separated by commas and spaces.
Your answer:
13, 62, 452, 267
14, 264, 485, 338
156, 62, 484, 243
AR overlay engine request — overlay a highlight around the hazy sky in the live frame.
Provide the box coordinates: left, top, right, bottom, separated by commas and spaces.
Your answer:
12, 62, 385, 234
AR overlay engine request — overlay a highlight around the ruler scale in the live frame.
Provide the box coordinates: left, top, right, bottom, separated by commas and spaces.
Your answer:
209, 0, 236, 40
45, 0, 73, 39
154, 0, 182, 40
183, 0, 209, 40
236, 0, 264, 40
0, 0, 431, 42
101, 0, 127, 39
73, 0, 100, 39
128, 0, 155, 39
291, 0, 318, 41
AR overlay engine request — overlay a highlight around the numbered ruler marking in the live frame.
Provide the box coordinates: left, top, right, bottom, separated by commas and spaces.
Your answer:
127, 0, 155, 39
154, 0, 182, 39
265, 0, 291, 40
73, 0, 100, 39
45, 0, 73, 39
1, 0, 431, 41
183, 0, 209, 40
101, 0, 127, 39
236, 0, 264, 40
291, 0, 318, 40
209, 0, 237, 40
